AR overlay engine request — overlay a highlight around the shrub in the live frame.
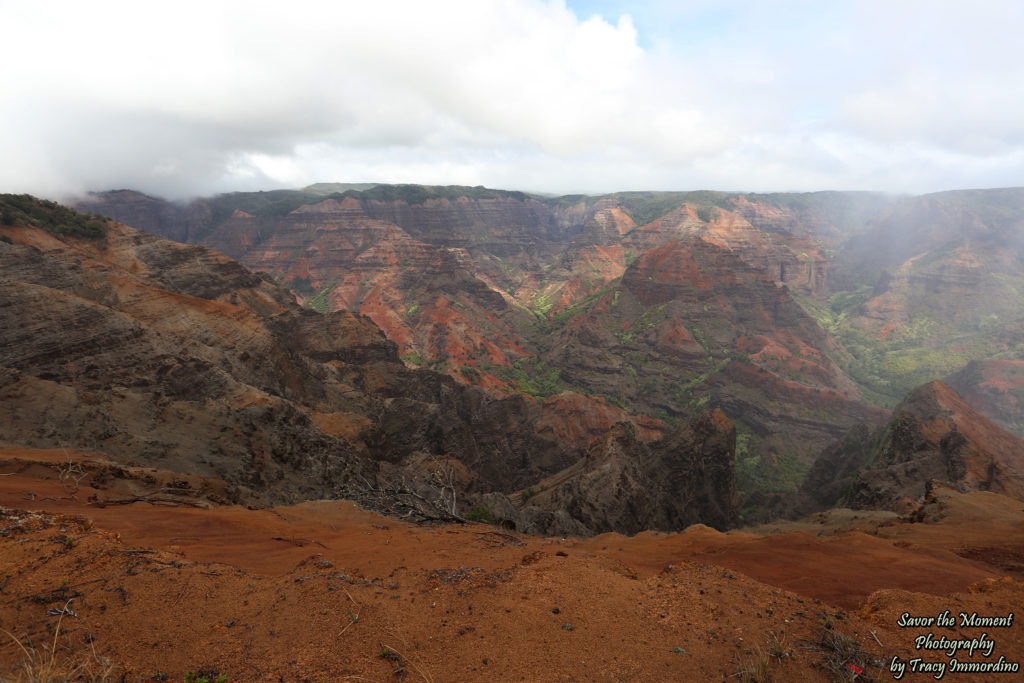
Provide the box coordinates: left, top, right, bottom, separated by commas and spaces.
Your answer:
0, 194, 108, 240
465, 505, 496, 524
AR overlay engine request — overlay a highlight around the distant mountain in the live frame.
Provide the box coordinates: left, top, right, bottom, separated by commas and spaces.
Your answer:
0, 196, 678, 519
946, 359, 1024, 438
812, 188, 1024, 406
73, 184, 1024, 502
301, 182, 379, 195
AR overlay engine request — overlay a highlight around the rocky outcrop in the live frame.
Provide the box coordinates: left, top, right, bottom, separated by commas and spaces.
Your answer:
623, 203, 830, 296
482, 410, 737, 537
847, 381, 1024, 510
0, 210, 617, 508
788, 423, 882, 516
540, 237, 885, 465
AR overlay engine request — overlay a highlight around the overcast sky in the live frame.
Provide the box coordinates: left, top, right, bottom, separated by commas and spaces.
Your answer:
3, 0, 1023, 200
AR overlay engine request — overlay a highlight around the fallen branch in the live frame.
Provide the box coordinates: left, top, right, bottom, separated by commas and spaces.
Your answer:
345, 474, 469, 526
89, 495, 204, 508
271, 536, 328, 549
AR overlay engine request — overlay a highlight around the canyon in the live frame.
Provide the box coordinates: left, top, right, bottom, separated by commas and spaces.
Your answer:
1, 187, 1023, 678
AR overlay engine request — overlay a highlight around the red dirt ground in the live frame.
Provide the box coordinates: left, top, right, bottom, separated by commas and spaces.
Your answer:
1, 448, 1022, 681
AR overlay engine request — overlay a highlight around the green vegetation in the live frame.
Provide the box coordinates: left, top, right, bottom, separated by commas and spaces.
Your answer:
305, 285, 334, 313
537, 190, 737, 226
184, 673, 227, 683
609, 190, 733, 226
400, 351, 424, 366
734, 420, 810, 494
695, 205, 717, 223
0, 194, 108, 239
614, 302, 667, 344
493, 357, 566, 398
206, 189, 324, 226
532, 193, 605, 212
465, 505, 496, 524
204, 183, 529, 233
301, 182, 379, 195
531, 290, 555, 316
735, 452, 809, 494
547, 283, 620, 327
283, 275, 316, 296
345, 184, 531, 205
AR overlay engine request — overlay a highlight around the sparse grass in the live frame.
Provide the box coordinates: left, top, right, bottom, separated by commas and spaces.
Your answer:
377, 642, 433, 683
1, 600, 115, 682
796, 623, 878, 682
732, 631, 791, 683
733, 647, 772, 682
183, 672, 227, 683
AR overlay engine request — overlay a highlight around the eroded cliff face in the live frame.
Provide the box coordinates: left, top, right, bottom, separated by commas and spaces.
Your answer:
946, 359, 1024, 438
539, 237, 885, 463
0, 216, 625, 509
77, 190, 212, 244
623, 203, 829, 297
840, 381, 1024, 510
481, 410, 738, 537
67, 187, 910, 493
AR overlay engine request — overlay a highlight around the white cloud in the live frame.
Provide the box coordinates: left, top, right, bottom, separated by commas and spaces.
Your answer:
1, 0, 1022, 199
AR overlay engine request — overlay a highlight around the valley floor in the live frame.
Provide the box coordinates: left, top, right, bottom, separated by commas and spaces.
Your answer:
0, 449, 1022, 681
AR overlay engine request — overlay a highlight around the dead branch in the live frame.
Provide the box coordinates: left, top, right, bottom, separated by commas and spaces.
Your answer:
344, 473, 468, 525
271, 536, 328, 549
57, 449, 89, 494
88, 494, 204, 508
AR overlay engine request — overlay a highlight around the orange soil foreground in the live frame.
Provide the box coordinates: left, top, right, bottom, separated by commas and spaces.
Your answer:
0, 449, 1022, 681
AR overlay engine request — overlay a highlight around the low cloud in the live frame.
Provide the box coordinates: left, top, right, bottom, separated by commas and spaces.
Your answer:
2, 0, 1022, 199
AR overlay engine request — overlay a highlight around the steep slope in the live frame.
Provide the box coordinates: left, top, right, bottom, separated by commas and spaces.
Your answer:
484, 410, 737, 537
538, 237, 886, 482
815, 188, 1024, 406
946, 359, 1024, 437
201, 197, 539, 384
73, 189, 213, 244
0, 197, 631, 511
804, 381, 1024, 511
71, 185, 908, 499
